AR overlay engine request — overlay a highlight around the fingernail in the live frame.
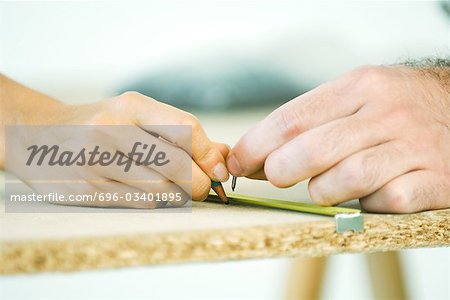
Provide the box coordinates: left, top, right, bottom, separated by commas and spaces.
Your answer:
227, 154, 243, 175
213, 163, 229, 182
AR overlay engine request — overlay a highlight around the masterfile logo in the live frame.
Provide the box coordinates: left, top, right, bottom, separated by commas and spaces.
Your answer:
5, 125, 193, 213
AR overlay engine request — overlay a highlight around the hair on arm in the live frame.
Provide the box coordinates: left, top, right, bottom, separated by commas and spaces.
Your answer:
398, 57, 450, 87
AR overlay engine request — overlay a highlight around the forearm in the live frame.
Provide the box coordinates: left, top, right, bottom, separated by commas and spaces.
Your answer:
0, 74, 68, 168
400, 57, 450, 93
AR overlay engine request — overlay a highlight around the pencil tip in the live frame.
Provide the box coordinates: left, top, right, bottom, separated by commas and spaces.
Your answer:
218, 193, 229, 205
211, 181, 229, 205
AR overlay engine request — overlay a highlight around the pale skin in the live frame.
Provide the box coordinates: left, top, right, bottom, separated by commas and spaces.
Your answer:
2, 64, 449, 213
0, 75, 230, 208
227, 65, 450, 213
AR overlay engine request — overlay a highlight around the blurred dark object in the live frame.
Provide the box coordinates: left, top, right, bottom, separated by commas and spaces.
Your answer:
441, 1, 450, 18
119, 64, 308, 111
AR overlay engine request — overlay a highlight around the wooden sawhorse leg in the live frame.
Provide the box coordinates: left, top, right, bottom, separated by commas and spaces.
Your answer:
285, 256, 327, 300
366, 251, 407, 300
285, 252, 407, 300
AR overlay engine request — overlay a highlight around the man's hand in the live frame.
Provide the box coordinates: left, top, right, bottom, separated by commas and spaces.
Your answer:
227, 65, 450, 213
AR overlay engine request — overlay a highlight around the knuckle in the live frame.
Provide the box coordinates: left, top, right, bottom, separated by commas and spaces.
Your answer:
196, 147, 216, 165
179, 112, 201, 128
115, 91, 151, 111
361, 66, 390, 85
178, 113, 204, 141
339, 165, 367, 195
384, 185, 411, 213
277, 107, 303, 140
351, 65, 382, 78
386, 105, 412, 124
119, 91, 143, 101
338, 158, 376, 195
86, 112, 110, 126
349, 65, 374, 76
350, 65, 392, 91
167, 149, 192, 178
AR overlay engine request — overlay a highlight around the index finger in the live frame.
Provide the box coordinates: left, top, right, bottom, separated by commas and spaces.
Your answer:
227, 74, 366, 177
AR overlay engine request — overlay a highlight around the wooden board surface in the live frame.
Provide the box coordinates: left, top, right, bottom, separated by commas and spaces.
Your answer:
1, 193, 449, 274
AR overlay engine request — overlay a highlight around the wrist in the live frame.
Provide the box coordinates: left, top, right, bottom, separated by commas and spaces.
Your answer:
24, 97, 72, 126
0, 75, 74, 168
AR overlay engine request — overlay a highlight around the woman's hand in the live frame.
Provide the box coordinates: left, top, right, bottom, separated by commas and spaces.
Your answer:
1, 76, 229, 208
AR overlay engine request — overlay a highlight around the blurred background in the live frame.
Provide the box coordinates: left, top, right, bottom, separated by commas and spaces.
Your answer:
1, 1, 449, 299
